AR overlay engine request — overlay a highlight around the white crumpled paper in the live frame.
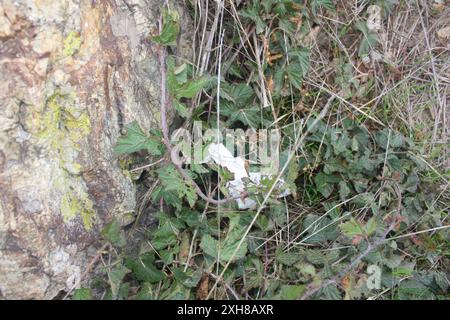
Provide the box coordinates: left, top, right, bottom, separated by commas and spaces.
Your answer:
205, 143, 290, 210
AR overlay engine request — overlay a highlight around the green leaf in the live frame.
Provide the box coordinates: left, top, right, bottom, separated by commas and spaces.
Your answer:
101, 218, 126, 247
338, 181, 351, 200
175, 76, 212, 99
157, 164, 197, 207
356, 21, 379, 57
280, 285, 305, 300
364, 217, 377, 236
152, 9, 180, 46
173, 100, 190, 118
200, 227, 248, 263
220, 226, 248, 262
314, 172, 338, 198
173, 268, 202, 288
200, 234, 218, 259
303, 215, 339, 243
221, 83, 254, 106
126, 254, 165, 284
276, 251, 301, 266
311, 0, 336, 15
72, 288, 92, 300
322, 284, 341, 300
340, 218, 364, 238
108, 264, 130, 300
115, 121, 164, 155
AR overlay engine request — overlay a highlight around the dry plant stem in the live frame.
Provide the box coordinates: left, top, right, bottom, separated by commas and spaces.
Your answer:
204, 270, 241, 300
156, 22, 236, 206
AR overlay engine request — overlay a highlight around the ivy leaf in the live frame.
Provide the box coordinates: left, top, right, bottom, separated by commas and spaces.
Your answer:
152, 9, 180, 46
72, 288, 92, 300
101, 218, 126, 247
115, 121, 164, 156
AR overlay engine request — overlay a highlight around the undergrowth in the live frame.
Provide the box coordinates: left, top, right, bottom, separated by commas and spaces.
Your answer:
72, 0, 449, 300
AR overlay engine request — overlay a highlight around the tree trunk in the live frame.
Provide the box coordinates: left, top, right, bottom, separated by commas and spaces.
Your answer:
0, 0, 192, 299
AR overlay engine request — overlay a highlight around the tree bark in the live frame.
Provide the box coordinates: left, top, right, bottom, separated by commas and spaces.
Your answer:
0, 0, 192, 299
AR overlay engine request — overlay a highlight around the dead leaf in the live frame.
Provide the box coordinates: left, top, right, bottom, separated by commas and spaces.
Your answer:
352, 234, 364, 245
179, 232, 190, 262
437, 26, 450, 42
266, 76, 274, 94
367, 5, 382, 31
196, 273, 209, 300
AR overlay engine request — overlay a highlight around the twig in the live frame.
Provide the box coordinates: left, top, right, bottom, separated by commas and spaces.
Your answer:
204, 270, 241, 300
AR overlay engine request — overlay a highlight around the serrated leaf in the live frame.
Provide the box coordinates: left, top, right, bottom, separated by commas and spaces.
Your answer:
314, 172, 338, 198
200, 228, 248, 263
157, 164, 197, 207
72, 288, 92, 300
152, 9, 180, 46
101, 218, 126, 247
173, 100, 190, 118
108, 264, 130, 300
338, 181, 351, 200
340, 218, 364, 238
311, 0, 336, 15
276, 251, 301, 266
356, 21, 379, 57
200, 234, 218, 259
364, 217, 377, 236
322, 284, 341, 300
115, 121, 164, 155
175, 76, 212, 99
126, 254, 166, 284
280, 285, 305, 300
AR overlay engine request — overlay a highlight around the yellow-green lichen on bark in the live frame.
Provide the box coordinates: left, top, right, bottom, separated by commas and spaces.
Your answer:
55, 171, 98, 231
60, 191, 96, 230
35, 91, 91, 173
63, 31, 82, 57
30, 91, 97, 230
